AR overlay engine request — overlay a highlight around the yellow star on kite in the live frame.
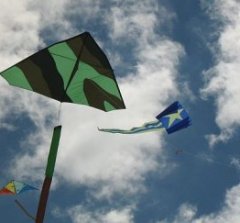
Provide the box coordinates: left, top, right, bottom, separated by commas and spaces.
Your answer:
165, 109, 183, 127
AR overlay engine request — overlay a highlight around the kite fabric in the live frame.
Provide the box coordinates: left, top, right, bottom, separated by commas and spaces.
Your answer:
156, 101, 191, 134
98, 101, 191, 134
0, 32, 125, 112
0, 180, 38, 195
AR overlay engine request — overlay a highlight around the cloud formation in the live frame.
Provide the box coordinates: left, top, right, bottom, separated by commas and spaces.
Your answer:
159, 183, 240, 223
67, 205, 134, 223
201, 0, 240, 146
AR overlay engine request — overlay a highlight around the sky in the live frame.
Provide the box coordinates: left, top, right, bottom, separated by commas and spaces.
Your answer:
1, 0, 240, 222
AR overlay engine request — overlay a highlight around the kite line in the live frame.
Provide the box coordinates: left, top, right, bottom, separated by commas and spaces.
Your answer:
15, 200, 35, 221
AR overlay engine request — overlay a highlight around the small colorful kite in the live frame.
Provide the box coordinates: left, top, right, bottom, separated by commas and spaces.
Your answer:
98, 101, 191, 134
0, 180, 38, 195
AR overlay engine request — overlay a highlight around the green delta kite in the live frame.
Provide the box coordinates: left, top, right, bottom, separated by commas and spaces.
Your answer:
0, 32, 125, 111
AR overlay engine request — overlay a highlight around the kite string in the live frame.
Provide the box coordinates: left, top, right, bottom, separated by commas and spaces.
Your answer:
173, 150, 235, 169
14, 199, 35, 221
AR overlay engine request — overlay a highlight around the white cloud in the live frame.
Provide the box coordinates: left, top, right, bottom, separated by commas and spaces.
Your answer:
0, 0, 41, 69
67, 205, 134, 223
230, 157, 240, 170
159, 183, 240, 223
106, 0, 175, 44
158, 203, 197, 223
107, 3, 157, 42
0, 123, 17, 131
200, 0, 240, 146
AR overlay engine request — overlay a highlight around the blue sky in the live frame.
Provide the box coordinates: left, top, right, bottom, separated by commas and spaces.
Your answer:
1, 0, 240, 222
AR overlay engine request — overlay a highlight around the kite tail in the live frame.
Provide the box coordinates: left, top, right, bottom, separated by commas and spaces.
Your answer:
36, 126, 62, 223
98, 120, 164, 134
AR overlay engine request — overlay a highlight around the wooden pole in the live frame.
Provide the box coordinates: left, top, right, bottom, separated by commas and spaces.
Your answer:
35, 126, 62, 223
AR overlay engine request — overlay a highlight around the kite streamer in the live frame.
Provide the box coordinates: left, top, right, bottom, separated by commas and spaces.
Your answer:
98, 120, 164, 134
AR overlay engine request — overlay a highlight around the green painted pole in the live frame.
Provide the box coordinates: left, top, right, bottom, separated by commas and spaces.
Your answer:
36, 126, 62, 223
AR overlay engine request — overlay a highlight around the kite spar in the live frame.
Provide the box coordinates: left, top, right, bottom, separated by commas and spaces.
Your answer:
0, 32, 125, 223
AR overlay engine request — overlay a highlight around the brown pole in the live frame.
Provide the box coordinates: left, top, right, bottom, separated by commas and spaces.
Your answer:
35, 177, 52, 223
35, 126, 62, 223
